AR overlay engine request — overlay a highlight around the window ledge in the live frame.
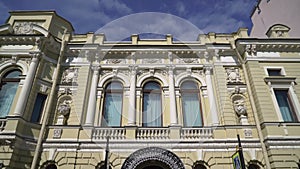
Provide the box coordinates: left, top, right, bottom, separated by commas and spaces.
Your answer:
264, 76, 296, 84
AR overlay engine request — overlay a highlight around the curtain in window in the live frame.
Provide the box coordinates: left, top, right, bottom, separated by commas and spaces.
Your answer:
181, 81, 202, 127
0, 83, 18, 117
274, 90, 295, 122
104, 93, 122, 126
143, 92, 161, 127
143, 82, 162, 127
103, 82, 123, 126
0, 70, 21, 117
182, 93, 202, 126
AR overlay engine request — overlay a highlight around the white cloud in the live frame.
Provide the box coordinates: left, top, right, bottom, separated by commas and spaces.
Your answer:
175, 1, 187, 16
99, 0, 132, 15
96, 12, 204, 41
188, 0, 254, 33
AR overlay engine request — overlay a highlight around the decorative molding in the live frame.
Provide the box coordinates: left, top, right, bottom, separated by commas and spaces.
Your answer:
62, 67, 78, 84
226, 67, 242, 83
244, 129, 252, 138
232, 95, 247, 117
53, 128, 62, 139
58, 87, 73, 96
40, 84, 48, 93
245, 44, 257, 56
227, 85, 247, 95
57, 100, 72, 116
142, 59, 161, 64
121, 147, 185, 169
106, 59, 123, 64
13, 22, 36, 34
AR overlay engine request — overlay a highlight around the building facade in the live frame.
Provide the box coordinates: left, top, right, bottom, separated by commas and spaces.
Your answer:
250, 0, 300, 38
0, 10, 300, 169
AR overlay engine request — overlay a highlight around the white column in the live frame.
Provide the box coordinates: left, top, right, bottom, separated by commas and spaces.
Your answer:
168, 66, 178, 125
205, 66, 219, 125
127, 66, 137, 125
85, 66, 100, 126
14, 53, 40, 116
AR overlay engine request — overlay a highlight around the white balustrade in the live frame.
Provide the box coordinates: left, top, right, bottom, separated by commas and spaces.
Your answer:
92, 128, 126, 140
137, 128, 170, 140
180, 128, 213, 140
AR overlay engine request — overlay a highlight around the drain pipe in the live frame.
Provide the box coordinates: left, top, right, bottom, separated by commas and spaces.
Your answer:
31, 31, 70, 169
231, 41, 271, 169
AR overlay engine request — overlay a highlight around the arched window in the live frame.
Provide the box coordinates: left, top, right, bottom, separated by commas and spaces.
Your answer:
248, 164, 260, 169
102, 82, 123, 126
95, 162, 112, 169
142, 82, 162, 127
45, 164, 57, 169
0, 70, 21, 117
194, 164, 207, 169
181, 81, 203, 127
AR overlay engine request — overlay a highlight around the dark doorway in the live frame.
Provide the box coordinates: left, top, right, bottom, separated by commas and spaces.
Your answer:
143, 166, 164, 169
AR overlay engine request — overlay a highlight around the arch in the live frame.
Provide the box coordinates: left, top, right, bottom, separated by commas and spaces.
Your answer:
121, 147, 185, 169
32, 24, 49, 37
0, 69, 22, 117
99, 72, 129, 87
0, 61, 28, 77
40, 160, 57, 169
137, 72, 168, 87
142, 81, 162, 127
102, 81, 123, 127
192, 160, 209, 169
180, 81, 203, 127
175, 72, 206, 87
95, 161, 112, 169
247, 160, 263, 169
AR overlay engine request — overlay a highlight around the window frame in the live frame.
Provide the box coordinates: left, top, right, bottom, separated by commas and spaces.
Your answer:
30, 93, 48, 123
180, 81, 204, 127
0, 69, 22, 117
142, 81, 163, 127
264, 66, 286, 76
271, 86, 299, 122
102, 81, 124, 127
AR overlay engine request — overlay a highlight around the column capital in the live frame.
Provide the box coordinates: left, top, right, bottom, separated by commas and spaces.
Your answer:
129, 65, 138, 72
204, 65, 213, 75
91, 65, 100, 76
29, 52, 42, 61
166, 65, 175, 73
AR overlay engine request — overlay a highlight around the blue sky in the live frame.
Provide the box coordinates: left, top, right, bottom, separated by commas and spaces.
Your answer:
0, 0, 256, 40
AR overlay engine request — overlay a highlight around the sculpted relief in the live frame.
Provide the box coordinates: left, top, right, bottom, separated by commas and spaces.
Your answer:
226, 67, 242, 83
62, 68, 78, 84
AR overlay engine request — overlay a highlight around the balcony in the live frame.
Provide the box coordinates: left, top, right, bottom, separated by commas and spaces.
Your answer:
92, 127, 214, 141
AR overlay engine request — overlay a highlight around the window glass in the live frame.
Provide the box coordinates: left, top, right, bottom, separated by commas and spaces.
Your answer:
143, 82, 162, 127
267, 69, 282, 76
274, 89, 298, 122
102, 82, 123, 126
248, 164, 260, 169
31, 93, 47, 123
0, 70, 21, 117
194, 164, 207, 169
181, 81, 202, 127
